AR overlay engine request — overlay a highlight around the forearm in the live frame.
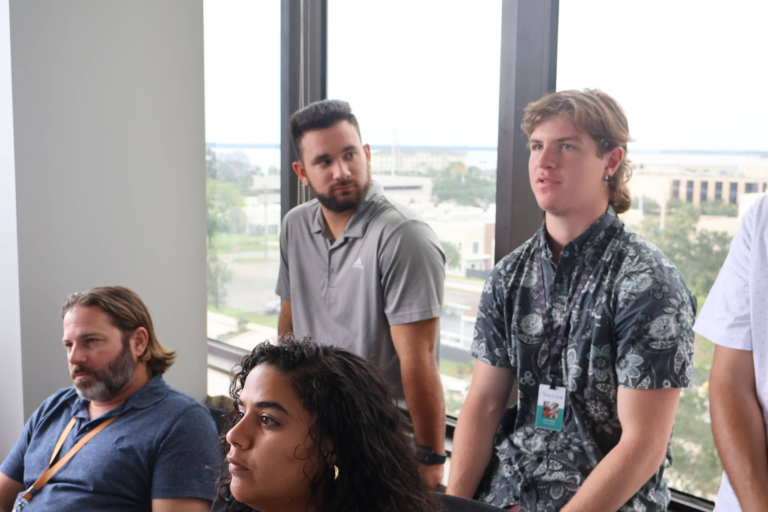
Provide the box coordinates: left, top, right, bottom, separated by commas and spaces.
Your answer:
401, 352, 445, 452
446, 394, 506, 497
561, 436, 666, 512
711, 381, 768, 510
277, 299, 292, 336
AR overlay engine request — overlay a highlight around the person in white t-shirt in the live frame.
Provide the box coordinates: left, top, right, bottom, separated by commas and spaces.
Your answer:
695, 194, 768, 512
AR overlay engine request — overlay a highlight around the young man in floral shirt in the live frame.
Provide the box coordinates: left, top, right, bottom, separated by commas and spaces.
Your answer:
447, 89, 696, 512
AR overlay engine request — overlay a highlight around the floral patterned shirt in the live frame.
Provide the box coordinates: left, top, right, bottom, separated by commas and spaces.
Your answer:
471, 206, 696, 512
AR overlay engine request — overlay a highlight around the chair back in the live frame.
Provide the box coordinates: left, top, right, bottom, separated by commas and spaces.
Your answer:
436, 493, 508, 512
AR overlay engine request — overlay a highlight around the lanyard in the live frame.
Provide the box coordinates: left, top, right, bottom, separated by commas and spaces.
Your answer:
16, 414, 120, 508
535, 217, 622, 388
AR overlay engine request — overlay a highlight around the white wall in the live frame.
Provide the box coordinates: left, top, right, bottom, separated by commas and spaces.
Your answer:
0, 0, 25, 458
7, 0, 207, 426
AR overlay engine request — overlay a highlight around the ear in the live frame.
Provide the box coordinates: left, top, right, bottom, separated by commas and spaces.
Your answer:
130, 327, 149, 361
604, 146, 624, 176
292, 161, 309, 186
363, 143, 371, 163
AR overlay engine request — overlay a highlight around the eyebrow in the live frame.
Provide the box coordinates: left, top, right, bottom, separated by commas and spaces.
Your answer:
62, 332, 102, 342
529, 136, 582, 144
236, 399, 289, 416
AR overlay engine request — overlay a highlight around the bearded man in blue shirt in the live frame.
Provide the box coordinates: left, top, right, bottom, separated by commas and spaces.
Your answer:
447, 90, 696, 512
0, 286, 220, 512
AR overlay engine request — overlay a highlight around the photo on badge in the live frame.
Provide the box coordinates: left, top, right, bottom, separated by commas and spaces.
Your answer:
536, 384, 566, 431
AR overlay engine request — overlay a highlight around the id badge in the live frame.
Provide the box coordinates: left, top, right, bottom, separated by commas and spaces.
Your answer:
535, 384, 566, 431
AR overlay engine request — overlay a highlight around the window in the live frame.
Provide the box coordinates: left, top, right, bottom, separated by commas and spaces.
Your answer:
746, 182, 758, 193
558, 0, 768, 500
329, 0, 502, 417
204, 0, 281, 397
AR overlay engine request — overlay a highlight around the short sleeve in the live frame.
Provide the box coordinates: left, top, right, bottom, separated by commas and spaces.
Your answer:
379, 220, 445, 326
151, 405, 222, 501
471, 264, 513, 370
693, 208, 754, 350
0, 417, 33, 484
613, 255, 697, 389
275, 214, 291, 301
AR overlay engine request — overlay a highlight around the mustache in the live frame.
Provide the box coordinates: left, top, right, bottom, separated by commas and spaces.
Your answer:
70, 365, 95, 377
330, 180, 357, 192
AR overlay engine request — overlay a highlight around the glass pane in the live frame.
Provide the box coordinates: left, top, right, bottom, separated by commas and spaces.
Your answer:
328, 0, 502, 417
204, 0, 281, 397
558, 0, 768, 500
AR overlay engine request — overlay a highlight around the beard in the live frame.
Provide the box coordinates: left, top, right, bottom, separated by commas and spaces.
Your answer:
71, 341, 136, 402
308, 165, 372, 213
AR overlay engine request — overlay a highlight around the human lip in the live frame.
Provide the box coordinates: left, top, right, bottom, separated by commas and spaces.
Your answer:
228, 457, 250, 473
72, 371, 91, 380
536, 177, 561, 186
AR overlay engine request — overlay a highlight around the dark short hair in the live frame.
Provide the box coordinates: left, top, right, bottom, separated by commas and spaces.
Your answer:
215, 337, 438, 512
289, 99, 362, 161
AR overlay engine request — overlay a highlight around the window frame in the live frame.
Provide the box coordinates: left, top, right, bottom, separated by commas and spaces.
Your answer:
207, 1, 717, 508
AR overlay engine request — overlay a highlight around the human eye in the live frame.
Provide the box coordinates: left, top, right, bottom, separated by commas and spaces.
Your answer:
562, 143, 575, 150
260, 414, 279, 427
530, 143, 542, 151
345, 151, 355, 159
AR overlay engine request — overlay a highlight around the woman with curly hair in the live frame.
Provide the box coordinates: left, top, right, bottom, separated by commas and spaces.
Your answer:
214, 336, 440, 512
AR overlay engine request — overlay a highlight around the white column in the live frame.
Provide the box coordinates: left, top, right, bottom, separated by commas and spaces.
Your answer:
5, 0, 207, 453
0, 0, 26, 458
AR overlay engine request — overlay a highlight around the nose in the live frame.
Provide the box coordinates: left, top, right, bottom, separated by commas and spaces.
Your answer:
226, 415, 251, 450
68, 343, 87, 367
331, 159, 352, 181
535, 144, 557, 170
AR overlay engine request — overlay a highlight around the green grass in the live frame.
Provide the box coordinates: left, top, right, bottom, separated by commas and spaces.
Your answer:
445, 276, 486, 285
232, 258, 278, 264
207, 305, 278, 329
439, 359, 475, 380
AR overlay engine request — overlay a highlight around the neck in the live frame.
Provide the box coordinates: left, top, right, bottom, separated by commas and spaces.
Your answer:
321, 206, 356, 242
545, 204, 608, 263
88, 364, 152, 419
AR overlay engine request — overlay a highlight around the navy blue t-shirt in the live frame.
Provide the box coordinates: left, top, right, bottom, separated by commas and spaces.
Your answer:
0, 375, 221, 511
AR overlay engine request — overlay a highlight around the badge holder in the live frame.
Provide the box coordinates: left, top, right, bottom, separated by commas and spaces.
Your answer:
535, 383, 566, 431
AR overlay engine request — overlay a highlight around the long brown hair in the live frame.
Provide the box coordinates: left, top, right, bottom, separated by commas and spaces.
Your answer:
62, 286, 176, 374
522, 89, 634, 213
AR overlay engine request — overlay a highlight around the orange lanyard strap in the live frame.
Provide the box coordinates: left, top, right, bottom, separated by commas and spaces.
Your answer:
22, 415, 120, 502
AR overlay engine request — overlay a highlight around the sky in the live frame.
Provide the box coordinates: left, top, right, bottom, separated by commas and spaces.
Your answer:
204, 0, 768, 152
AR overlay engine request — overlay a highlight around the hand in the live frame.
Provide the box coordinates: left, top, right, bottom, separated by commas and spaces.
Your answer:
419, 462, 445, 489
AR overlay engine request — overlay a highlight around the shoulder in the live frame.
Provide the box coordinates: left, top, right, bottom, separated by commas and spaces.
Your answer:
24, 387, 78, 431
282, 199, 319, 226
489, 232, 539, 285
614, 226, 696, 309
740, 193, 768, 238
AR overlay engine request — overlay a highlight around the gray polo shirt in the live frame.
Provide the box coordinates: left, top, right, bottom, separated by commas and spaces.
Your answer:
276, 181, 445, 399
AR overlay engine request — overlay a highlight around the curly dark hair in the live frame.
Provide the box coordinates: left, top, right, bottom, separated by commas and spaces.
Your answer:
215, 337, 440, 512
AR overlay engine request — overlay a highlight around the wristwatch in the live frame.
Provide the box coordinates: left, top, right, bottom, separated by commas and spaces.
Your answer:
416, 446, 448, 465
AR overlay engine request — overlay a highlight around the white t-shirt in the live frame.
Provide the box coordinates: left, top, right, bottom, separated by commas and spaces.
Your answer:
694, 194, 768, 512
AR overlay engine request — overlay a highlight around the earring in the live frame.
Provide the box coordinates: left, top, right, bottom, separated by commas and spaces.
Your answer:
604, 175, 611, 182
333, 465, 339, 480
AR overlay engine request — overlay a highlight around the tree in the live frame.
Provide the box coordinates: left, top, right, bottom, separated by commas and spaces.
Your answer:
631, 195, 660, 215
207, 254, 232, 310
700, 200, 737, 217
432, 164, 496, 206
441, 241, 461, 270
640, 200, 731, 299
207, 179, 245, 247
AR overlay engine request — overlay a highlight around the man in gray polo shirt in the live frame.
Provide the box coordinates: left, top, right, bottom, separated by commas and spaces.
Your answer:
276, 99, 447, 487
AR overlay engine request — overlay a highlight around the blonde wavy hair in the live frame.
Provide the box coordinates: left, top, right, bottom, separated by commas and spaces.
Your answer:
62, 286, 176, 374
521, 89, 634, 214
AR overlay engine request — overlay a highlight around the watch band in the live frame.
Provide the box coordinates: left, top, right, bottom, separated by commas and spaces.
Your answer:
417, 446, 447, 465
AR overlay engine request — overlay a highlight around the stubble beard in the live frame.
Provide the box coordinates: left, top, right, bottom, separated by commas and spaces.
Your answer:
71, 341, 137, 402
309, 165, 372, 213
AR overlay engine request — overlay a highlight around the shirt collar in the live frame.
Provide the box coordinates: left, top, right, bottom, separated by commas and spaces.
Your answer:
310, 180, 382, 239
72, 373, 170, 420
539, 206, 617, 261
